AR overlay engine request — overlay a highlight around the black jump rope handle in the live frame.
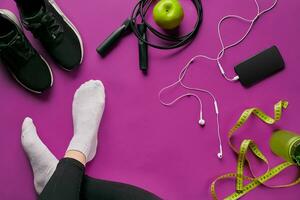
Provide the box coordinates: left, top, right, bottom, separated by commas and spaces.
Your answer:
137, 23, 148, 74
97, 19, 131, 57
97, 19, 149, 74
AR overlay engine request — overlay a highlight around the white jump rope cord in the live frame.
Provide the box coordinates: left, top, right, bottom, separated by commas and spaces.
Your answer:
159, 0, 278, 159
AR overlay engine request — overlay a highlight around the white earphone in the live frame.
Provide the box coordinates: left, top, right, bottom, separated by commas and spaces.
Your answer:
159, 0, 278, 159
198, 118, 205, 126
159, 67, 224, 159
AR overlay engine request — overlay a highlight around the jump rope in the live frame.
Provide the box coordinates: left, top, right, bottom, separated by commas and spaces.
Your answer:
97, 0, 203, 72
159, 0, 278, 159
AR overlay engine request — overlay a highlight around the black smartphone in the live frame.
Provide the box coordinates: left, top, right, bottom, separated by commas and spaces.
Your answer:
234, 46, 285, 87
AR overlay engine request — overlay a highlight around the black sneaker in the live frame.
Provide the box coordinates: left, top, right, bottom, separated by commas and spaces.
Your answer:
16, 0, 84, 71
0, 9, 53, 93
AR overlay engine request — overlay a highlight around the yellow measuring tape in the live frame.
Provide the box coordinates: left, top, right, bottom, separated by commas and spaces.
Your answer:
211, 100, 300, 200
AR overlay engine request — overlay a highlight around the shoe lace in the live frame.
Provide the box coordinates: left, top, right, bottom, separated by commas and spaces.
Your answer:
9, 35, 34, 61
26, 12, 63, 41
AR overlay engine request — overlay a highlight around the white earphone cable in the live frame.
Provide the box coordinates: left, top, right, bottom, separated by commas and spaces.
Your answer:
158, 0, 278, 159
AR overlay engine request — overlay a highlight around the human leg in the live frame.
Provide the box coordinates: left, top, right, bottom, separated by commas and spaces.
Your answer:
22, 80, 105, 195
81, 176, 162, 200
22, 80, 160, 199
22, 117, 85, 200
39, 157, 85, 200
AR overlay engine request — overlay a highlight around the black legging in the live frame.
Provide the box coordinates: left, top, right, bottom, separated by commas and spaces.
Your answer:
39, 158, 162, 200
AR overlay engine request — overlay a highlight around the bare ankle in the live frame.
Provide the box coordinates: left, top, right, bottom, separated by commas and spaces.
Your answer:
64, 150, 87, 166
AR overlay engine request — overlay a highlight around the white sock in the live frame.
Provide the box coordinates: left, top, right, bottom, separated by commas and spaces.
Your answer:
67, 80, 105, 162
21, 117, 58, 194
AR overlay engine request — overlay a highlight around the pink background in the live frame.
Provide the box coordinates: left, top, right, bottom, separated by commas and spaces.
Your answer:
0, 0, 300, 199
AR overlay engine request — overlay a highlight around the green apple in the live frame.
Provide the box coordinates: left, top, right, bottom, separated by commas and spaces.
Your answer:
153, 0, 184, 30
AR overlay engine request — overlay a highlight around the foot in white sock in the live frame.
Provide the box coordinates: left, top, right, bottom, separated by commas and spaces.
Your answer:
67, 80, 105, 162
21, 117, 58, 194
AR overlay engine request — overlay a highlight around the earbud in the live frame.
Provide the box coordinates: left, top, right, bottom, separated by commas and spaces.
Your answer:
232, 76, 240, 81
199, 111, 205, 127
199, 118, 206, 126
217, 145, 223, 159
217, 152, 223, 159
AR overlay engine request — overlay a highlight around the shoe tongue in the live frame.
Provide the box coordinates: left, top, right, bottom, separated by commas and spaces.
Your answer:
24, 6, 46, 24
0, 30, 18, 46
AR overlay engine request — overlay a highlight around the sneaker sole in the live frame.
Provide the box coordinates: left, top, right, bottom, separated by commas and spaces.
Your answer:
0, 9, 54, 94
48, 0, 84, 67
